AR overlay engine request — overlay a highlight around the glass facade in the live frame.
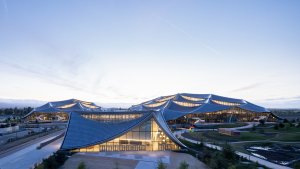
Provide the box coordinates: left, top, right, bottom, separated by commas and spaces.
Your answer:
26, 112, 69, 122
167, 107, 275, 124
73, 118, 180, 152
173, 101, 201, 107
144, 101, 167, 108
81, 113, 143, 123
211, 100, 241, 106
189, 108, 273, 123
181, 95, 205, 101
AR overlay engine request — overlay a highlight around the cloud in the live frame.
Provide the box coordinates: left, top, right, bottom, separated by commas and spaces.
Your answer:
0, 60, 110, 99
153, 14, 220, 56
231, 83, 263, 93
257, 96, 300, 109
264, 96, 300, 102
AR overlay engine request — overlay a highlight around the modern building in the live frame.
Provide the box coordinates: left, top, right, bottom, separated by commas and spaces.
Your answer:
58, 93, 277, 153
130, 93, 278, 125
60, 110, 186, 152
24, 99, 101, 122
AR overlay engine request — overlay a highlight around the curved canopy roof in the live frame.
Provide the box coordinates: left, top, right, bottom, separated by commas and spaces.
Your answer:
130, 93, 270, 121
24, 99, 101, 118
61, 111, 186, 150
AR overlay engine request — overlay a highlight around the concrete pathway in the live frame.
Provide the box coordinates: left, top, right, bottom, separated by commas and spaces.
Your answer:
79, 151, 169, 169
175, 130, 292, 169
135, 161, 156, 169
73, 151, 208, 169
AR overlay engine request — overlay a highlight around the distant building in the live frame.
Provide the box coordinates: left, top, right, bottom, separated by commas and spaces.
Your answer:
23, 99, 101, 122
0, 123, 19, 134
218, 128, 240, 136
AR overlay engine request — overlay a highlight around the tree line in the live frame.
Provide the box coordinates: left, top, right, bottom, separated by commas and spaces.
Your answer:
0, 107, 33, 116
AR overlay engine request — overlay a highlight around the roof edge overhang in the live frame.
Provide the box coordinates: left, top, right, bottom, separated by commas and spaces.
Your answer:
60, 111, 154, 150
152, 110, 187, 149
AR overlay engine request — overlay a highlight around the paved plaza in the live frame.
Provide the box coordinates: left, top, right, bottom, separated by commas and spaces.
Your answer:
62, 151, 208, 169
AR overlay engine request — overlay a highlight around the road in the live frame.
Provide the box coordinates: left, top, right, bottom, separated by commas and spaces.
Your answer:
0, 130, 64, 169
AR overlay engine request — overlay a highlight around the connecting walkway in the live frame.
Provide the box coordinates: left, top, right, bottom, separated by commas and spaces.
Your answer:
174, 130, 292, 169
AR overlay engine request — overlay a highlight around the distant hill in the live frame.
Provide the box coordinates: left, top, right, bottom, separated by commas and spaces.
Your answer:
0, 98, 133, 109
0, 98, 46, 108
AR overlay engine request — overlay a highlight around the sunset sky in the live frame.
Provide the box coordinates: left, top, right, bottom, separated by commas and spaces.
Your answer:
0, 0, 299, 108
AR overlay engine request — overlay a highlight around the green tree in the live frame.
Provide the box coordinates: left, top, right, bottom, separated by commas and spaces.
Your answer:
273, 124, 279, 130
259, 119, 265, 126
209, 153, 228, 169
294, 161, 300, 169
77, 161, 86, 169
279, 123, 285, 128
43, 155, 59, 169
157, 159, 167, 169
222, 144, 235, 161
178, 161, 189, 169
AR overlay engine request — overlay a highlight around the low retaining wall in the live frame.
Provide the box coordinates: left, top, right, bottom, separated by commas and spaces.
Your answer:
37, 132, 65, 149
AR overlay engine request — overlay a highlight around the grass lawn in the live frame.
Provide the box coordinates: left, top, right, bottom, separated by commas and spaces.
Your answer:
184, 125, 300, 143
272, 133, 300, 141
239, 132, 269, 141
195, 123, 247, 129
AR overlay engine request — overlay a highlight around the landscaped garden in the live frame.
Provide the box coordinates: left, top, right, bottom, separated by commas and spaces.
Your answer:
178, 139, 270, 169
194, 122, 248, 129
184, 122, 300, 142
181, 121, 300, 168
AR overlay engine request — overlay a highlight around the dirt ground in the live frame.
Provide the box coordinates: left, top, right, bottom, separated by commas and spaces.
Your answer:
62, 151, 209, 169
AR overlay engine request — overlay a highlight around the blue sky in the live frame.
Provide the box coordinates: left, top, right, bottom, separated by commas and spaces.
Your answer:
0, 0, 299, 108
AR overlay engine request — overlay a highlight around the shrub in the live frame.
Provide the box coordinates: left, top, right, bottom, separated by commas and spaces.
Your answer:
258, 129, 265, 134
43, 155, 59, 169
34, 151, 69, 169
209, 153, 228, 169
77, 161, 86, 169
222, 144, 236, 161
178, 161, 189, 169
259, 119, 265, 126
196, 139, 204, 149
157, 159, 167, 169
294, 161, 300, 169
279, 123, 285, 128
273, 124, 279, 130
283, 119, 289, 123
202, 150, 212, 164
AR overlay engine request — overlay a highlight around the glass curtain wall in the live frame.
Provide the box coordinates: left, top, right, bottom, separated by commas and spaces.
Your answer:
26, 112, 69, 122
81, 113, 143, 123
74, 118, 179, 152
187, 108, 273, 123
167, 108, 275, 125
